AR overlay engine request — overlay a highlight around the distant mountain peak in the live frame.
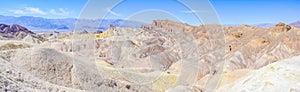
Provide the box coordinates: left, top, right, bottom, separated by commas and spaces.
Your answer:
290, 21, 300, 28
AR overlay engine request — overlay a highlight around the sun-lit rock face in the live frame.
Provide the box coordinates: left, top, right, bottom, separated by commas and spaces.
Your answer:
224, 23, 300, 71
217, 55, 300, 92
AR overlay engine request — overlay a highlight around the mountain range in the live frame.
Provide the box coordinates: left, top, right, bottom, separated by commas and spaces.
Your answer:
0, 15, 145, 32
0, 15, 299, 32
225, 22, 300, 28
290, 21, 300, 28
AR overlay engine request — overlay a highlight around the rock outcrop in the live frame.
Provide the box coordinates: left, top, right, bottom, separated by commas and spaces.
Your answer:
0, 24, 34, 34
217, 55, 300, 92
22, 34, 48, 44
0, 24, 35, 39
224, 22, 300, 71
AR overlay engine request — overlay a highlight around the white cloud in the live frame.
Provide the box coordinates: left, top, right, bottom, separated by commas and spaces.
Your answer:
49, 9, 56, 14
105, 7, 121, 16
182, 10, 207, 13
9, 7, 70, 16
25, 7, 46, 15
11, 10, 25, 14
49, 8, 70, 16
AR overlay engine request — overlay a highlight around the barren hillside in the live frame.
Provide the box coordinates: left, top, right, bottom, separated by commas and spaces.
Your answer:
1, 20, 300, 92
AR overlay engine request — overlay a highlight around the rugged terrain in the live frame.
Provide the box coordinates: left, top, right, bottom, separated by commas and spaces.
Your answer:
1, 20, 300, 92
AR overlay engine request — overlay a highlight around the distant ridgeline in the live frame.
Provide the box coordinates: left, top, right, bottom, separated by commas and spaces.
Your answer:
0, 24, 34, 34
0, 15, 145, 31
0, 23, 36, 40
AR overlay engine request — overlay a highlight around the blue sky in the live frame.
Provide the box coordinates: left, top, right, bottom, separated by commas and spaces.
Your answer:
211, 0, 300, 25
0, 0, 299, 25
0, 0, 86, 18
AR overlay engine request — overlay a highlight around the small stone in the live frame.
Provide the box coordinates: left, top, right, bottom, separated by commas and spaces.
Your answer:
125, 85, 131, 89
6, 70, 12, 74
4, 81, 9, 87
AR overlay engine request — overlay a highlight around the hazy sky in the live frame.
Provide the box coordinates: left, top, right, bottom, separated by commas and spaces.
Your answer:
0, 0, 299, 25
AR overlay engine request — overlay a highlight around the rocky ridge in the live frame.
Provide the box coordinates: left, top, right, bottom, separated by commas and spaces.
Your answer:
0, 24, 37, 40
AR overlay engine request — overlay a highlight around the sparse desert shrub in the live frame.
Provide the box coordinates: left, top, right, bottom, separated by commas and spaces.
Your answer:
96, 31, 112, 38
0, 42, 31, 51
